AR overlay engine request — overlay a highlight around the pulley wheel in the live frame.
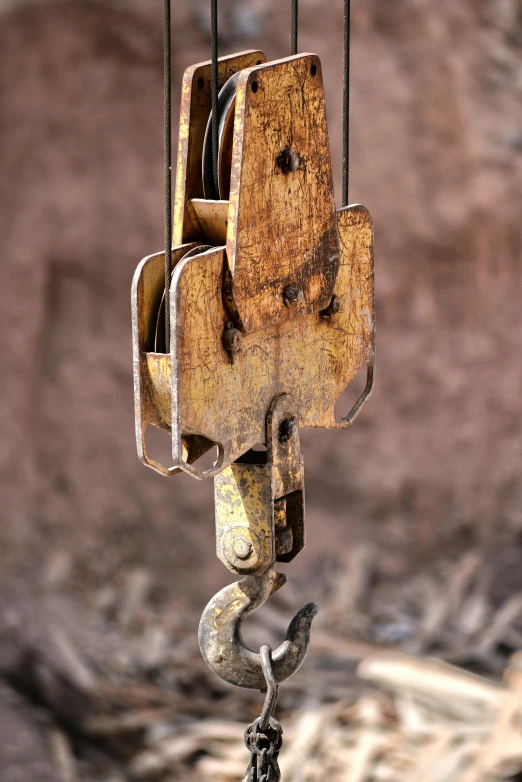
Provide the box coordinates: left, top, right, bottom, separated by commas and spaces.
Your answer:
154, 244, 211, 353
202, 72, 239, 200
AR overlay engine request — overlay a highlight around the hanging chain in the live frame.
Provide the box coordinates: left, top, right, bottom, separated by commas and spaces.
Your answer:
342, 0, 351, 206
164, 0, 172, 351
243, 646, 283, 782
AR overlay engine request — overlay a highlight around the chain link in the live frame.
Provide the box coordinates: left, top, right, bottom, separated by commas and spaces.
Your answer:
242, 645, 283, 781
243, 715, 283, 782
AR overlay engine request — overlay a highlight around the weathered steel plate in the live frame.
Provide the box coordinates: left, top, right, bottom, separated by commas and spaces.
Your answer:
173, 50, 267, 245
169, 205, 374, 478
226, 54, 340, 334
132, 243, 214, 476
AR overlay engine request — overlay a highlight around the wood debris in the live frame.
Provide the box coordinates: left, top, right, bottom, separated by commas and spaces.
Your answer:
2, 548, 522, 780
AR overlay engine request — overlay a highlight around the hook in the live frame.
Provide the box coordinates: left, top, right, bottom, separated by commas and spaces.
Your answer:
198, 566, 318, 690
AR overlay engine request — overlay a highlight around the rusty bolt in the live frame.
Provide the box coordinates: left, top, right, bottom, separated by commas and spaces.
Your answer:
222, 321, 242, 353
283, 286, 303, 307
233, 537, 252, 560
320, 294, 342, 319
279, 416, 298, 445
276, 147, 301, 175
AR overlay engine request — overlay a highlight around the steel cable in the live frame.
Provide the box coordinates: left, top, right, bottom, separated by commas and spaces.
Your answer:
342, 0, 350, 206
164, 0, 172, 351
211, 0, 219, 194
291, 0, 298, 55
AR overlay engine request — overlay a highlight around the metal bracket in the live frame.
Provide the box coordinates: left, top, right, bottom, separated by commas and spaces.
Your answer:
214, 394, 304, 575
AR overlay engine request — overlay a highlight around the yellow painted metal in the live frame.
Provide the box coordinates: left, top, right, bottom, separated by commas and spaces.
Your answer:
132, 245, 192, 476
132, 52, 374, 479
226, 54, 339, 333
214, 464, 274, 575
132, 205, 374, 477
189, 199, 229, 245
170, 206, 374, 476
213, 393, 305, 575
131, 47, 375, 698
173, 50, 266, 245
132, 244, 215, 474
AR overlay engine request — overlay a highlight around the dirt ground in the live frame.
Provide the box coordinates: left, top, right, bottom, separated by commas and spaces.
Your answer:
0, 0, 521, 779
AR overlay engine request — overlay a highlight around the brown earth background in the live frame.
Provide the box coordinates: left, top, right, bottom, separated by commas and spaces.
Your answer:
0, 0, 521, 778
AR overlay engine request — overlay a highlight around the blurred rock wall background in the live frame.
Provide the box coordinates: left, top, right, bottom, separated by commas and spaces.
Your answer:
0, 0, 521, 605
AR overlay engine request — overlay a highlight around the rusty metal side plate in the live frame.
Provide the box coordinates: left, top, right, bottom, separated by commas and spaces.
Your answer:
173, 50, 266, 246
170, 205, 374, 478
226, 54, 340, 334
132, 244, 195, 476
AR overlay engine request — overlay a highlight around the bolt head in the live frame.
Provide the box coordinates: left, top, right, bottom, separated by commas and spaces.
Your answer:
320, 293, 342, 319
329, 294, 341, 314
283, 285, 303, 306
279, 416, 298, 444
222, 322, 242, 353
232, 537, 253, 560
276, 147, 301, 174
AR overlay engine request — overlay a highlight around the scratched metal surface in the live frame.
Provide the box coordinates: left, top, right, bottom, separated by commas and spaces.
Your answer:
171, 205, 374, 476
227, 54, 340, 334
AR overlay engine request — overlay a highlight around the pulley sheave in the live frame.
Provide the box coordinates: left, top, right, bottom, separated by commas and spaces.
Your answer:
202, 71, 239, 200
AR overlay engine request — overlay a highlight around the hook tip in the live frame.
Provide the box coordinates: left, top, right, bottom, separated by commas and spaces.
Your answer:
284, 600, 319, 648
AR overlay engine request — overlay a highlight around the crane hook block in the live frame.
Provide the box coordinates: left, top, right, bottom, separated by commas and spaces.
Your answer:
132, 50, 375, 479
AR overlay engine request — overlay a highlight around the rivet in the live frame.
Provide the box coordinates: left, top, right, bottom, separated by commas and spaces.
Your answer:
320, 294, 342, 319
233, 537, 252, 560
